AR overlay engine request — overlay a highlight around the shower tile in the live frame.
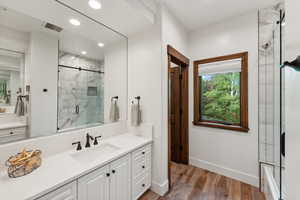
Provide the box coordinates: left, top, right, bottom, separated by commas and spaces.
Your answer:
58, 52, 104, 130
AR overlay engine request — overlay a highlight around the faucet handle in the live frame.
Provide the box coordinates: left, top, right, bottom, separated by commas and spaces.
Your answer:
94, 136, 102, 145
72, 141, 82, 151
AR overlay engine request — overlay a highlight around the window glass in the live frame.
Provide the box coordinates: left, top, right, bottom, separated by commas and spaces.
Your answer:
200, 72, 240, 125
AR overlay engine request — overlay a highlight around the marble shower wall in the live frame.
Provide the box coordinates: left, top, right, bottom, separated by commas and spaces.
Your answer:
58, 52, 104, 130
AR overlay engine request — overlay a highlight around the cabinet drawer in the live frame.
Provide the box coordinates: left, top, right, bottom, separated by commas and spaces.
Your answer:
0, 127, 26, 137
36, 181, 77, 200
132, 144, 151, 178
133, 156, 151, 177
132, 144, 151, 159
0, 127, 27, 144
133, 171, 151, 200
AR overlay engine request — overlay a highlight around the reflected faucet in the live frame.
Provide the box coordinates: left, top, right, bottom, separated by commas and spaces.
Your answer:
85, 133, 94, 148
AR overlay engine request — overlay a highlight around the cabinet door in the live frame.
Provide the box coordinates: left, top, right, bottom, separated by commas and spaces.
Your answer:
78, 165, 110, 200
37, 181, 77, 200
110, 154, 131, 200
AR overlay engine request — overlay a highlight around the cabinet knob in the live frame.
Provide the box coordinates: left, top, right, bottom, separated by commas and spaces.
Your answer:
142, 165, 145, 169
106, 173, 110, 177
142, 151, 145, 155
10, 132, 14, 135
142, 184, 145, 187
112, 170, 116, 174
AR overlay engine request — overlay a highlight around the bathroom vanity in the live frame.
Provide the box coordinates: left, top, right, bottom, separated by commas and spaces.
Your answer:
37, 144, 152, 200
0, 123, 153, 200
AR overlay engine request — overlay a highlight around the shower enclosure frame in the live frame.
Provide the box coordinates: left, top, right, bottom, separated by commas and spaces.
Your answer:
258, 5, 285, 200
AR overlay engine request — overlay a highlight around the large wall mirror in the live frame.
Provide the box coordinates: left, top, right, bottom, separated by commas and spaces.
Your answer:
0, 0, 128, 144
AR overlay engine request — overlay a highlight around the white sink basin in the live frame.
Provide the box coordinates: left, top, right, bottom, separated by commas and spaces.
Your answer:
70, 143, 120, 163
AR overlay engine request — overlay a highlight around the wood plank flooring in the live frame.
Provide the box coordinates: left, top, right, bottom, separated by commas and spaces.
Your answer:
139, 162, 265, 200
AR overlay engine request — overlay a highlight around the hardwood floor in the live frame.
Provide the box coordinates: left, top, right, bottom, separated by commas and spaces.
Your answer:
139, 162, 265, 200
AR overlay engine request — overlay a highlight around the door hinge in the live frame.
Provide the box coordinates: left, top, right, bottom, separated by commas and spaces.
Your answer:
179, 74, 183, 80
179, 145, 183, 151
180, 109, 183, 115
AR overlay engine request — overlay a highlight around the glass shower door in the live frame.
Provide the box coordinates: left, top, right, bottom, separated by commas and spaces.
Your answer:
58, 66, 89, 130
58, 65, 104, 131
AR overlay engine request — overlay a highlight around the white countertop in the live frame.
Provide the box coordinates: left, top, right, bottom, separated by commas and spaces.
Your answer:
0, 122, 27, 130
0, 133, 152, 200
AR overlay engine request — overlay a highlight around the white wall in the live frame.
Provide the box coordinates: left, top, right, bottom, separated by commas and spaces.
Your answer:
128, 5, 261, 194
128, 8, 169, 194
188, 12, 259, 186
285, 0, 300, 199
161, 2, 189, 191
128, 4, 189, 195
104, 40, 128, 123
29, 32, 58, 137
161, 5, 189, 55
0, 25, 29, 53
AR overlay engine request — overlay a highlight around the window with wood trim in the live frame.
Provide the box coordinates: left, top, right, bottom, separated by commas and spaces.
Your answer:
193, 52, 249, 132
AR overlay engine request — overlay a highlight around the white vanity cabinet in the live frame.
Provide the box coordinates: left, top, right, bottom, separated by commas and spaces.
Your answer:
109, 155, 132, 200
35, 144, 152, 200
78, 154, 131, 200
36, 181, 77, 200
78, 165, 110, 200
132, 144, 152, 200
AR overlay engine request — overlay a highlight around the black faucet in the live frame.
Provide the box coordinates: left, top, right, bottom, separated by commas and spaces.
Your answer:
93, 136, 102, 145
85, 133, 94, 148
72, 141, 82, 151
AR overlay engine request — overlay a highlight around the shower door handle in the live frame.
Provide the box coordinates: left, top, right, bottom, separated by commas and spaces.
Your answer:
75, 105, 79, 114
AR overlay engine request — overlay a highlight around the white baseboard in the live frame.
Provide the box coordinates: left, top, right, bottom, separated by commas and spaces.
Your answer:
151, 180, 169, 196
190, 157, 259, 187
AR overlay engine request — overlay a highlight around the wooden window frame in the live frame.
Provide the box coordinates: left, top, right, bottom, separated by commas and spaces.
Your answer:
193, 52, 249, 132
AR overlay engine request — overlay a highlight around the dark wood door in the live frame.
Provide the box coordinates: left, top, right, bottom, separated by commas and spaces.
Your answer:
167, 45, 189, 188
170, 67, 183, 163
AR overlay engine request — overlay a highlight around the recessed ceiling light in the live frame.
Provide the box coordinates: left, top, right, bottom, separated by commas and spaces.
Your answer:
69, 19, 81, 26
98, 42, 104, 47
81, 51, 87, 55
89, 0, 102, 10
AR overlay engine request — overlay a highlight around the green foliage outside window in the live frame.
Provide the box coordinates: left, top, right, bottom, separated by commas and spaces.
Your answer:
200, 72, 240, 124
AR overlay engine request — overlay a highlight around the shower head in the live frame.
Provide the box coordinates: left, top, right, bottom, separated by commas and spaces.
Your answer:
284, 56, 300, 70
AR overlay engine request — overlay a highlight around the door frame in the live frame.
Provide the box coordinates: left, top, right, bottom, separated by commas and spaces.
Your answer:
167, 45, 189, 186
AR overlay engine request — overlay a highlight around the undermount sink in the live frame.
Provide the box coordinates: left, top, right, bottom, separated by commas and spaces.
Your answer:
70, 143, 120, 163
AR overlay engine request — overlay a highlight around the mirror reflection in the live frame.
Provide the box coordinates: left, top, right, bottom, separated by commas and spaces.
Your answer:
0, 3, 127, 144
58, 35, 105, 130
0, 49, 24, 113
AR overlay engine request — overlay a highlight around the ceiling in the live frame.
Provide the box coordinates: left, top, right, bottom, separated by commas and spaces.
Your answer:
162, 0, 280, 31
58, 0, 156, 36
